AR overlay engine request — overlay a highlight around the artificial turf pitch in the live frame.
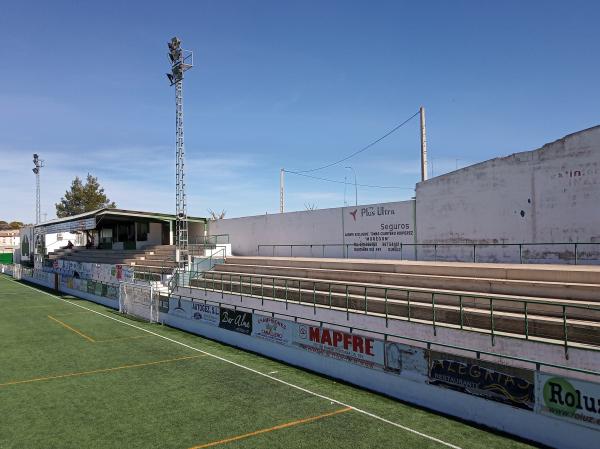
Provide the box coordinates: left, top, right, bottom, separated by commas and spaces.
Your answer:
0, 275, 536, 449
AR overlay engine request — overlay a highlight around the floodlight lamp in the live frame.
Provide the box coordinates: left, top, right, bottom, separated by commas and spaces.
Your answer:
166, 73, 175, 84
169, 37, 181, 50
32, 168, 39, 174
33, 153, 38, 161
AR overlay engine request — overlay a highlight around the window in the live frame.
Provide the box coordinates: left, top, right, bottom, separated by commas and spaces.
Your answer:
136, 222, 149, 241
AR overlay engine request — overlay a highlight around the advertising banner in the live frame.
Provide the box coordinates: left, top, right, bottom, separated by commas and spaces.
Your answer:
384, 342, 428, 382
536, 373, 600, 429
190, 302, 220, 326
41, 217, 96, 235
219, 307, 253, 335
252, 315, 293, 345
343, 202, 415, 259
429, 352, 535, 410
293, 324, 385, 369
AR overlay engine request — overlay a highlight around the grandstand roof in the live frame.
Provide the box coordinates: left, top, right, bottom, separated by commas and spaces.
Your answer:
33, 208, 206, 233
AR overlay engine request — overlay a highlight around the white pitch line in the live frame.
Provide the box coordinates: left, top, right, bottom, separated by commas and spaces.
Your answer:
11, 278, 463, 449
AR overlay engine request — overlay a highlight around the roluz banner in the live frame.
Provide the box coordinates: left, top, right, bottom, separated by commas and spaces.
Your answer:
536, 373, 600, 429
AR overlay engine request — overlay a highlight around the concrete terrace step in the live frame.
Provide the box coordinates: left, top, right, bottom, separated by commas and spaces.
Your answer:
200, 270, 600, 322
225, 256, 600, 285
215, 263, 600, 301
189, 276, 600, 347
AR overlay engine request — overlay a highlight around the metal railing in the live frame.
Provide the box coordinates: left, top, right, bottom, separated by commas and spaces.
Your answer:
173, 270, 600, 356
189, 234, 230, 245
168, 247, 227, 292
169, 292, 600, 379
257, 242, 600, 265
5, 265, 597, 379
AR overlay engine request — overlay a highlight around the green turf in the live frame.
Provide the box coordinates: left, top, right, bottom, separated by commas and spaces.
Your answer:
0, 275, 536, 449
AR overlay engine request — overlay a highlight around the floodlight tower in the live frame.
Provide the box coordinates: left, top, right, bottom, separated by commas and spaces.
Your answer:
32, 154, 44, 224
166, 37, 193, 267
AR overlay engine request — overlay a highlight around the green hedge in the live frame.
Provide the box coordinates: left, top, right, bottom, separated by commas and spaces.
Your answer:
0, 253, 13, 264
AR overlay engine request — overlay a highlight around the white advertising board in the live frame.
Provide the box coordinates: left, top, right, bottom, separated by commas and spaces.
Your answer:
293, 323, 385, 370
536, 373, 600, 430
343, 202, 415, 259
252, 315, 293, 345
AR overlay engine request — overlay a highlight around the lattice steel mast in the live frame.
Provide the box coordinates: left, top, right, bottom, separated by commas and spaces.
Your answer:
166, 37, 193, 266
32, 154, 44, 224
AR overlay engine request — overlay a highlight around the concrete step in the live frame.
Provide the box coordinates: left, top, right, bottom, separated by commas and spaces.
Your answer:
131, 265, 174, 274
189, 277, 600, 347
225, 256, 600, 284
215, 263, 600, 301
201, 271, 600, 322
128, 259, 178, 268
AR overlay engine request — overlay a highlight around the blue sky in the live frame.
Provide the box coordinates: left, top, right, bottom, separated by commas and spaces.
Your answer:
1, 1, 599, 223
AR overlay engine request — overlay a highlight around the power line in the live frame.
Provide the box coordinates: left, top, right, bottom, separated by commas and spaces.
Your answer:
284, 170, 415, 190
294, 110, 420, 174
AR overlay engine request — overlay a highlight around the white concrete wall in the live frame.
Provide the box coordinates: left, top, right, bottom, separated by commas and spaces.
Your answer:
209, 200, 416, 257
209, 126, 600, 263
175, 287, 600, 374
137, 222, 162, 249
416, 125, 600, 263
164, 295, 598, 449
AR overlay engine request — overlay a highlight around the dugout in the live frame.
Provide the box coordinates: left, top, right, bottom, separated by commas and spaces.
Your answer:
23, 208, 207, 255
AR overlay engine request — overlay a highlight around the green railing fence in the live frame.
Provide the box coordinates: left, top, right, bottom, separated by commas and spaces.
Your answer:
174, 270, 600, 356
257, 242, 600, 265
169, 292, 600, 379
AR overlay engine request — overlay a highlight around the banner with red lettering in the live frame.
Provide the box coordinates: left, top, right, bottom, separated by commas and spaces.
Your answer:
293, 323, 385, 370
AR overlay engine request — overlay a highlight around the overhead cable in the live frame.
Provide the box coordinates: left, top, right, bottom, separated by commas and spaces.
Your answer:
294, 110, 420, 173
284, 170, 415, 190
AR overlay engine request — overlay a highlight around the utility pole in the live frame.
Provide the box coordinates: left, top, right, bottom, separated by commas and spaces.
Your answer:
280, 168, 285, 213
345, 166, 357, 206
420, 106, 428, 181
166, 37, 193, 267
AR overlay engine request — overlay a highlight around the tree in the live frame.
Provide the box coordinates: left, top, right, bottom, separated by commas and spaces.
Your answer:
55, 174, 116, 218
0, 221, 8, 230
9, 221, 24, 229
207, 209, 226, 220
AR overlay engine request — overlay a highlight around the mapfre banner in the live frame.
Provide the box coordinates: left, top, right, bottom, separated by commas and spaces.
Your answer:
293, 324, 385, 370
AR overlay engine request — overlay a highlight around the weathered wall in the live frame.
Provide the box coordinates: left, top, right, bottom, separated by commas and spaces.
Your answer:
209, 200, 416, 257
416, 125, 600, 262
209, 126, 600, 263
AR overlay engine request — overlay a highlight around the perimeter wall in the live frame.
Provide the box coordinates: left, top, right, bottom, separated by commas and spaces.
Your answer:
210, 126, 600, 262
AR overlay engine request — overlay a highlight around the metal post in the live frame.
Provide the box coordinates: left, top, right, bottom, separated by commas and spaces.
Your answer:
432, 293, 436, 335
563, 305, 569, 358
519, 244, 523, 264
384, 288, 389, 327
345, 285, 349, 320
490, 298, 495, 346
420, 106, 428, 182
345, 166, 357, 206
280, 168, 285, 213
524, 301, 529, 339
